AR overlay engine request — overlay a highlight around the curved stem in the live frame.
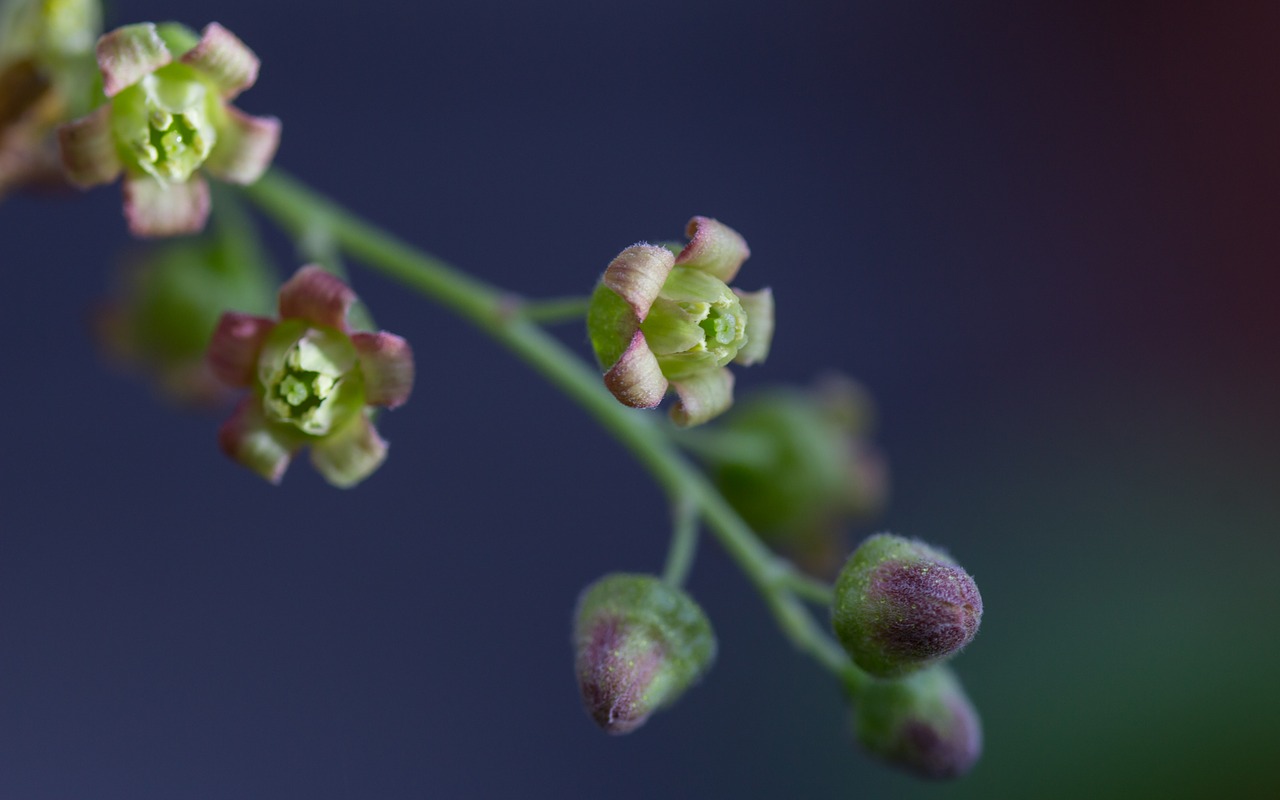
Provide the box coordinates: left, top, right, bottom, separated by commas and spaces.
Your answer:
662, 494, 700, 587
515, 295, 591, 325
243, 168, 866, 693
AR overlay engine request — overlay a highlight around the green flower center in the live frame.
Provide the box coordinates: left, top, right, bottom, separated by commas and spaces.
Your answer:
257, 321, 364, 437
111, 64, 215, 182
640, 267, 748, 380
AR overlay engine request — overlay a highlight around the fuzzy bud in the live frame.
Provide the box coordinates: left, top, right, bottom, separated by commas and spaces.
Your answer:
852, 667, 982, 779
572, 574, 716, 735
832, 533, 982, 677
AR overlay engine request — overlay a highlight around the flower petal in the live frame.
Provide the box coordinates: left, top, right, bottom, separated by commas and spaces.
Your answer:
97, 23, 172, 97
123, 172, 211, 237
352, 332, 414, 409
733, 287, 774, 366
218, 396, 299, 484
277, 265, 356, 330
202, 106, 279, 184
602, 244, 675, 322
207, 312, 275, 387
669, 368, 735, 428
310, 412, 388, 489
674, 217, 750, 283
57, 105, 122, 186
603, 330, 668, 409
179, 23, 260, 99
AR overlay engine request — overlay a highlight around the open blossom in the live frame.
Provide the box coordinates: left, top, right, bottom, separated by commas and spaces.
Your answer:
56, 21, 279, 237
207, 266, 414, 488
586, 217, 774, 427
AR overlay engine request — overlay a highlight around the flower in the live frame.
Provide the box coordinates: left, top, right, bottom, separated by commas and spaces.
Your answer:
690, 375, 889, 576
94, 233, 276, 407
586, 217, 774, 427
56, 21, 280, 237
207, 265, 414, 488
0, 0, 101, 198
573, 573, 717, 734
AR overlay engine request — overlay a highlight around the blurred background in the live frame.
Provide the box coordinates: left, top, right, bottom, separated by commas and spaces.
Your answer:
3, 1, 1277, 797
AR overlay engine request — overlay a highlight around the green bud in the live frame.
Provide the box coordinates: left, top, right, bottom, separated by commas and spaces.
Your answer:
832, 534, 983, 678
695, 376, 888, 575
852, 667, 982, 779
573, 574, 716, 734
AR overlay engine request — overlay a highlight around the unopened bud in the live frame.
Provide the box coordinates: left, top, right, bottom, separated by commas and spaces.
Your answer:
572, 574, 716, 735
852, 667, 982, 779
832, 534, 982, 677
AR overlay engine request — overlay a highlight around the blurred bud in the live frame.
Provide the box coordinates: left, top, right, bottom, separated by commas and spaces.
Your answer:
94, 230, 275, 406
0, 0, 102, 199
57, 21, 280, 236
573, 573, 716, 734
852, 667, 982, 779
693, 375, 887, 576
586, 216, 773, 427
208, 266, 414, 488
832, 533, 982, 677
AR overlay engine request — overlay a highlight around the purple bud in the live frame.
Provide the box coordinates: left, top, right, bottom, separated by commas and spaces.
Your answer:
573, 574, 715, 735
853, 667, 982, 779
832, 534, 982, 677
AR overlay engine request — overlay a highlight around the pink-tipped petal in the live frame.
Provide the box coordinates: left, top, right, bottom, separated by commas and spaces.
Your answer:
57, 105, 122, 187
310, 413, 389, 489
208, 312, 276, 387
203, 106, 279, 184
733, 287, 774, 366
180, 23, 260, 98
603, 330, 668, 409
97, 23, 172, 97
674, 217, 750, 283
352, 332, 415, 409
669, 368, 735, 428
218, 396, 298, 484
602, 244, 676, 322
123, 172, 211, 237
277, 265, 356, 330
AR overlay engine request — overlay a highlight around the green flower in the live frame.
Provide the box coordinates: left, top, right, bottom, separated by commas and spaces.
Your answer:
587, 217, 774, 427
56, 21, 279, 236
207, 266, 415, 488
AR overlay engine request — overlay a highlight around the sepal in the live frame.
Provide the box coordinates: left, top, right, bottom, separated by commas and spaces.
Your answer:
669, 367, 734, 427
123, 171, 210, 237
674, 216, 750, 283
96, 23, 171, 97
203, 106, 278, 184
180, 23, 260, 98
56, 103, 121, 186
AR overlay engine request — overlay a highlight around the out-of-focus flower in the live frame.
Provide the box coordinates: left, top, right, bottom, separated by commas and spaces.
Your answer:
207, 266, 414, 488
56, 21, 279, 237
573, 573, 716, 734
586, 217, 773, 427
688, 375, 888, 576
94, 230, 276, 407
851, 666, 982, 779
0, 0, 101, 198
832, 533, 983, 678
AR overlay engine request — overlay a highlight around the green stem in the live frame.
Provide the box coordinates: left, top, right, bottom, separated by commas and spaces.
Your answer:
662, 495, 700, 587
783, 571, 838, 606
514, 295, 591, 325
243, 168, 866, 692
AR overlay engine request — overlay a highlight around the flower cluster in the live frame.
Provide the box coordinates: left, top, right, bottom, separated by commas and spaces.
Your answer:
587, 217, 774, 426
207, 266, 414, 488
57, 21, 279, 236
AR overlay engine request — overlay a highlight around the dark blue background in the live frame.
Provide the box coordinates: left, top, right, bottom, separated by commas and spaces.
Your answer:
4, 2, 1278, 797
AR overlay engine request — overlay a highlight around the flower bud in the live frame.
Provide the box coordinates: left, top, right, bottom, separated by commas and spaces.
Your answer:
95, 231, 276, 406
832, 534, 982, 677
572, 574, 716, 734
586, 217, 774, 427
852, 667, 982, 779
694, 375, 887, 576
